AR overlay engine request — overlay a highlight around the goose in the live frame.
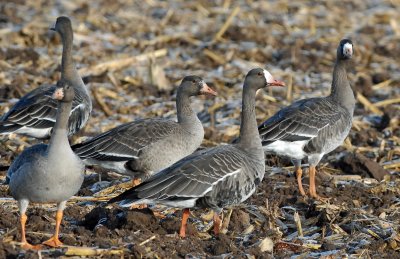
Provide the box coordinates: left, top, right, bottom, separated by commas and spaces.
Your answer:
7, 81, 85, 249
72, 76, 217, 184
109, 68, 285, 237
259, 39, 355, 199
0, 16, 91, 138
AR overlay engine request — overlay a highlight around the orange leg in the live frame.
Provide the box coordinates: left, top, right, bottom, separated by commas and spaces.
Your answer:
213, 212, 221, 236
309, 166, 316, 198
20, 214, 41, 250
179, 209, 190, 238
295, 166, 306, 196
309, 166, 325, 200
42, 210, 64, 247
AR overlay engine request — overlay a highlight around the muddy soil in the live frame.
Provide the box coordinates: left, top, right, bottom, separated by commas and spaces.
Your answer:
0, 0, 399, 258
0, 156, 399, 258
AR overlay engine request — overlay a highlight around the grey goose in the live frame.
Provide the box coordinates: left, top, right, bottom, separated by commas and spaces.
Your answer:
72, 76, 217, 184
259, 39, 355, 199
7, 81, 85, 249
0, 16, 91, 138
109, 68, 285, 237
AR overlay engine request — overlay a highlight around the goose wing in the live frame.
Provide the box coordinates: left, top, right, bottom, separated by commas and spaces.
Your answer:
0, 85, 89, 136
73, 118, 179, 161
109, 145, 254, 207
259, 97, 344, 145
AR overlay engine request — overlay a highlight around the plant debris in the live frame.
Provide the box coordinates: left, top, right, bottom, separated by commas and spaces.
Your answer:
0, 0, 399, 258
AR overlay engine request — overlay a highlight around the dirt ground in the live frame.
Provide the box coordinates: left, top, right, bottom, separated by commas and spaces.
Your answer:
0, 0, 399, 258
0, 167, 399, 258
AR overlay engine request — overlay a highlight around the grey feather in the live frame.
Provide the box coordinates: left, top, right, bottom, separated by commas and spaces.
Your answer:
259, 39, 355, 167
0, 17, 91, 139
109, 68, 275, 213
73, 76, 212, 180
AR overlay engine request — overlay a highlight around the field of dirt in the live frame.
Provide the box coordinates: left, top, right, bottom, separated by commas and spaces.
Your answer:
0, 0, 399, 258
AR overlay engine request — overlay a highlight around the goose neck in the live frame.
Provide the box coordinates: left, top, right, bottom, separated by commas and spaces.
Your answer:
237, 86, 262, 149
48, 101, 72, 155
60, 30, 75, 78
176, 91, 197, 124
330, 60, 355, 113
59, 30, 90, 100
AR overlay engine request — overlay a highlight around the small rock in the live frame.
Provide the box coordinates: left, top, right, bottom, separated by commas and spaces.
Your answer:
258, 237, 274, 252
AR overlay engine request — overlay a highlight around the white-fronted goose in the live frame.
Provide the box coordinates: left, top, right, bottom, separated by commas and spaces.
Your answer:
7, 81, 85, 249
109, 68, 285, 237
0, 16, 91, 138
259, 39, 355, 199
72, 76, 217, 183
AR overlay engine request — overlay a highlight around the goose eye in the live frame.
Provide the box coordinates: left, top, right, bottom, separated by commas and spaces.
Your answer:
192, 80, 196, 83
257, 72, 263, 76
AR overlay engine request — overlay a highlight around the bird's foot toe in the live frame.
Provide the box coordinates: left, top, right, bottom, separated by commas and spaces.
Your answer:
21, 242, 42, 250
42, 236, 63, 247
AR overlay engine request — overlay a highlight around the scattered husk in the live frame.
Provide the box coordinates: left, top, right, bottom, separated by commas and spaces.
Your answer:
0, 0, 399, 258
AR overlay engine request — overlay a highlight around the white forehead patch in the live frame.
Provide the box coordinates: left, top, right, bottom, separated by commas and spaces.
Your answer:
343, 42, 353, 56
263, 69, 274, 83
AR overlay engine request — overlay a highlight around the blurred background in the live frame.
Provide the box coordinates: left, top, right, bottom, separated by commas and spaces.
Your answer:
0, 0, 399, 257
0, 1, 399, 143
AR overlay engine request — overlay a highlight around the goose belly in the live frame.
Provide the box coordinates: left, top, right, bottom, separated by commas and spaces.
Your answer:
263, 140, 307, 160
10, 165, 84, 203
10, 151, 84, 203
308, 122, 352, 155
30, 170, 83, 203
321, 127, 351, 154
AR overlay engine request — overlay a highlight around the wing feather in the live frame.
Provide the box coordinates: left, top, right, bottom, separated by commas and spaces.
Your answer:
109, 145, 247, 204
0, 84, 90, 137
73, 119, 179, 161
259, 97, 345, 143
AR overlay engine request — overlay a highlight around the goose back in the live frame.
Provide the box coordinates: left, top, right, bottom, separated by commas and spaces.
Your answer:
73, 117, 204, 179
109, 144, 264, 210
